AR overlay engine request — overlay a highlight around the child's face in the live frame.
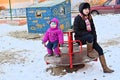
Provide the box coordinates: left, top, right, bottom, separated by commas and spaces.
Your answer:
50, 22, 57, 28
83, 8, 90, 15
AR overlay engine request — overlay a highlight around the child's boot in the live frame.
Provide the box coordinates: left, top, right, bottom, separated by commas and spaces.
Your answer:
54, 47, 61, 57
55, 54, 61, 57
47, 48, 53, 57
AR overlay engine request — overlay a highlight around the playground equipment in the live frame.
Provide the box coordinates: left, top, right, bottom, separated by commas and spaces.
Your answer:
44, 30, 98, 68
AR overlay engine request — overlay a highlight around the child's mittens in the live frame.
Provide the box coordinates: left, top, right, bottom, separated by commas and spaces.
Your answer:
42, 41, 44, 44
42, 41, 46, 47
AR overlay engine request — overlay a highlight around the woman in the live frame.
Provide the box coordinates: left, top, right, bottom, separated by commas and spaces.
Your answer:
73, 2, 114, 73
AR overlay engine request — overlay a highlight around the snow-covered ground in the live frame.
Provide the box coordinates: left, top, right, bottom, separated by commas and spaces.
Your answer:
0, 14, 120, 80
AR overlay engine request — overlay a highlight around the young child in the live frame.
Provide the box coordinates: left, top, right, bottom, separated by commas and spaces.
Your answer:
42, 18, 64, 57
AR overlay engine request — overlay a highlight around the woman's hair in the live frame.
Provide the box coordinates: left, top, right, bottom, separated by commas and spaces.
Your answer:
79, 2, 92, 20
79, 2, 90, 15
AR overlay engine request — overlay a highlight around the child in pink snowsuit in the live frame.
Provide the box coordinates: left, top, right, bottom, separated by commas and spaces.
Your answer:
42, 18, 64, 57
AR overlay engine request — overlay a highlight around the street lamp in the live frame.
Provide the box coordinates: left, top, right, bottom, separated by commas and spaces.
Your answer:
9, 0, 12, 20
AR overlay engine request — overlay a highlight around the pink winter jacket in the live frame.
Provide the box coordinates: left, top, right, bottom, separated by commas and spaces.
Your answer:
42, 18, 64, 44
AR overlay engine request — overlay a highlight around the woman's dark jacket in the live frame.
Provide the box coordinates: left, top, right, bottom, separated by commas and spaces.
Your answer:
73, 15, 97, 44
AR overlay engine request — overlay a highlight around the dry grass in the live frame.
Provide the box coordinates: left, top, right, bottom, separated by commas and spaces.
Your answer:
8, 31, 43, 40
0, 49, 29, 64
46, 64, 85, 76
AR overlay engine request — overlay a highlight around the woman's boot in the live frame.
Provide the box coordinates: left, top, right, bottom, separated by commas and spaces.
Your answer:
99, 55, 114, 73
87, 42, 96, 59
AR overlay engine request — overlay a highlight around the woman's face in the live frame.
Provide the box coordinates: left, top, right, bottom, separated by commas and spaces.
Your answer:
83, 8, 90, 15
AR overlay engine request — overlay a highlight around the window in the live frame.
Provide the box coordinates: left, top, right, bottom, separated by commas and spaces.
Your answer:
108, 0, 116, 5
117, 0, 120, 4
104, 0, 112, 6
36, 11, 42, 18
60, 6, 65, 15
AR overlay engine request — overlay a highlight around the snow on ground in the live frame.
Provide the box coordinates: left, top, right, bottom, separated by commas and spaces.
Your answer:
0, 14, 120, 80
